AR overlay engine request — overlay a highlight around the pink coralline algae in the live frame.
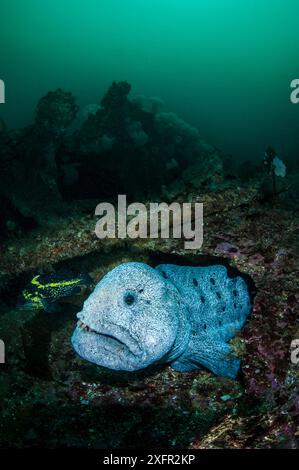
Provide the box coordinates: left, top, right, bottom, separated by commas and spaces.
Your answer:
215, 242, 240, 256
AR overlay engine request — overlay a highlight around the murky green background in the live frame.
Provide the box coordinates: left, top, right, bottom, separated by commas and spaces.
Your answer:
1, 0, 299, 160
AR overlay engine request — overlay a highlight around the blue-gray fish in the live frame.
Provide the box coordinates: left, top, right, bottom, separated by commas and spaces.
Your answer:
71, 262, 252, 378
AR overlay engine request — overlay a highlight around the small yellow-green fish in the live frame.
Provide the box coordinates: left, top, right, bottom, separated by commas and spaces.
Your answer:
17, 270, 93, 313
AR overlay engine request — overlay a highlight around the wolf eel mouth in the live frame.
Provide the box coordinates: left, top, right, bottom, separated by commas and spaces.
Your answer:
77, 320, 142, 357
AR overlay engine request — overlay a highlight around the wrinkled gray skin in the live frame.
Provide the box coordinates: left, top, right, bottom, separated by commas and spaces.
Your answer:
71, 262, 251, 378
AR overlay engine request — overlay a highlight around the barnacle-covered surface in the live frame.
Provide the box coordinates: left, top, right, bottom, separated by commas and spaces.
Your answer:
0, 176, 298, 448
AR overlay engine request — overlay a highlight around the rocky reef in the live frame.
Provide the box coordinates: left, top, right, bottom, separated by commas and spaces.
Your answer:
0, 81, 298, 449
0, 81, 224, 235
0, 180, 298, 448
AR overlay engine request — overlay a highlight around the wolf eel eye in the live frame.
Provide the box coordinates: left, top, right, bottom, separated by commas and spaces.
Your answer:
124, 292, 135, 306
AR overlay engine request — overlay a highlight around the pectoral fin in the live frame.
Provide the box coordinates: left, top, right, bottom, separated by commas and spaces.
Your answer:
171, 336, 241, 379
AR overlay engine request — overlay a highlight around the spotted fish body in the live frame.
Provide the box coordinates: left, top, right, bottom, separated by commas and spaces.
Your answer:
18, 271, 93, 313
71, 262, 252, 378
156, 264, 250, 377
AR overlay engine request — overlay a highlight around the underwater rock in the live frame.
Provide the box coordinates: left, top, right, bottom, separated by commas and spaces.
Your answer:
35, 88, 78, 136
131, 95, 164, 114
0, 117, 6, 133
0, 90, 80, 223
125, 120, 149, 147
182, 152, 223, 190
161, 179, 186, 201
161, 150, 224, 200
59, 81, 223, 200
154, 111, 200, 164
1, 181, 298, 448
78, 103, 101, 121
0, 80, 225, 204
0, 131, 66, 223
101, 80, 131, 111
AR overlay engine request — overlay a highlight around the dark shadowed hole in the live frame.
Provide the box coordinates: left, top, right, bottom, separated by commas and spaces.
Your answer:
193, 278, 198, 286
210, 277, 216, 285
216, 292, 221, 299
200, 295, 205, 303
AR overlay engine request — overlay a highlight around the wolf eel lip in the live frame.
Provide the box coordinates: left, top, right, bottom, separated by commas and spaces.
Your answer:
77, 320, 97, 333
77, 320, 142, 357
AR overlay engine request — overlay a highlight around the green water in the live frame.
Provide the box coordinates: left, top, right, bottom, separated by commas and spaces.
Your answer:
1, 0, 299, 160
